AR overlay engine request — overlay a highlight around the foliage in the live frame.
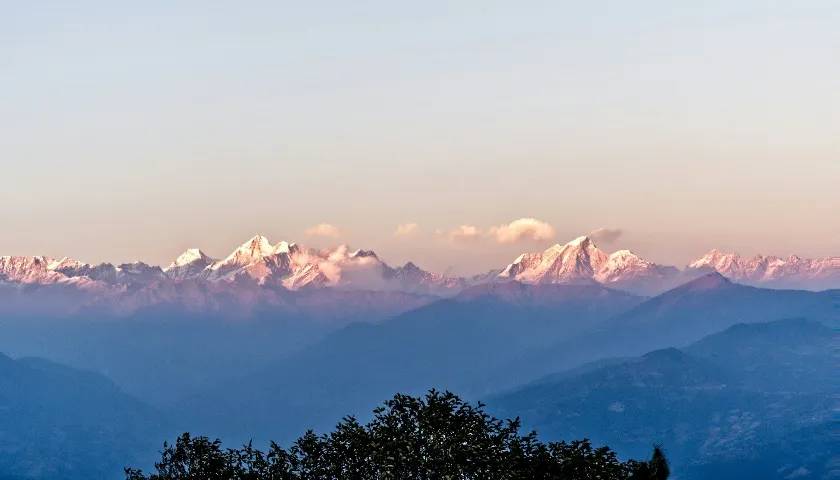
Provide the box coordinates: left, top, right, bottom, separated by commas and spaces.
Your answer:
127, 390, 667, 480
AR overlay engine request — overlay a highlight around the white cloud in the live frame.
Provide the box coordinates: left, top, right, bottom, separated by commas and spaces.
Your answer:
589, 227, 623, 245
394, 223, 419, 237
490, 218, 555, 244
305, 223, 341, 238
448, 225, 482, 242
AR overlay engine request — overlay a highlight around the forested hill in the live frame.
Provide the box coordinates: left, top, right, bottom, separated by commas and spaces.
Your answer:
127, 390, 669, 480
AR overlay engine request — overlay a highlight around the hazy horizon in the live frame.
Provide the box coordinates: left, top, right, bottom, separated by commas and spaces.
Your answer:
3, 1, 838, 274
2, 5, 839, 479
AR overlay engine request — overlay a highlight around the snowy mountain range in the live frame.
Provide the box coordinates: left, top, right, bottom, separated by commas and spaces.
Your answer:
3, 235, 840, 310
0, 235, 467, 300
688, 249, 840, 289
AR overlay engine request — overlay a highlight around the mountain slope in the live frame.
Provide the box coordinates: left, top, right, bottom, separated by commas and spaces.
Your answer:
175, 276, 840, 445
0, 353, 166, 480
488, 319, 839, 480
494, 273, 840, 394
604, 272, 840, 345
0, 285, 436, 408
176, 282, 645, 444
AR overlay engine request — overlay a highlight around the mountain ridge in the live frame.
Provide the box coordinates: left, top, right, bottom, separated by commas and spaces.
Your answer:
487, 318, 840, 480
4, 235, 840, 313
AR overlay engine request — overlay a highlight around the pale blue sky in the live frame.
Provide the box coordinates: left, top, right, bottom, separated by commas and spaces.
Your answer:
2, 1, 838, 273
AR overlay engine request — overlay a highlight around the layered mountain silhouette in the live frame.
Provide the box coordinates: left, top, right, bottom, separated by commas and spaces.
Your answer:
506, 272, 840, 377
1, 252, 838, 479
488, 319, 839, 480
173, 273, 840, 446
0, 352, 165, 479
175, 283, 645, 443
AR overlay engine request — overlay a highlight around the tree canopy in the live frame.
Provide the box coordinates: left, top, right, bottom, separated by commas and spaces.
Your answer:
127, 390, 668, 480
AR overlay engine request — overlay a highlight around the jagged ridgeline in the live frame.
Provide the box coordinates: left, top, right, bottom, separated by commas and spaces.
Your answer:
126, 390, 669, 480
5, 234, 840, 319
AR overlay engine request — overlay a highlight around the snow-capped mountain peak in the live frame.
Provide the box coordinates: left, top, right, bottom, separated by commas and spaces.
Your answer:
688, 249, 734, 270
204, 235, 294, 283
168, 249, 210, 269
565, 235, 593, 247
210, 235, 277, 271
237, 234, 275, 257
498, 235, 677, 293
499, 235, 607, 284
274, 241, 297, 255
164, 249, 215, 280
594, 249, 676, 286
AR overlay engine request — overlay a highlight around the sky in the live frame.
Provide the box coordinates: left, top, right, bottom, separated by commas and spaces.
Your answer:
1, 1, 839, 274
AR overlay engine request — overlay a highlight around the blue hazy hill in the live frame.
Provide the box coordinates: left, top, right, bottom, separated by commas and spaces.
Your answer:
176, 282, 644, 443
488, 318, 839, 480
0, 353, 166, 480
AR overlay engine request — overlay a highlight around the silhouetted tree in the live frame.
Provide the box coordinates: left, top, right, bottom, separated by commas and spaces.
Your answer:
127, 390, 668, 480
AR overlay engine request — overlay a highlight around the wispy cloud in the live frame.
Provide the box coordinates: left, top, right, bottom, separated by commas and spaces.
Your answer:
447, 225, 482, 242
589, 227, 623, 246
394, 223, 419, 237
305, 223, 341, 238
489, 218, 555, 244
